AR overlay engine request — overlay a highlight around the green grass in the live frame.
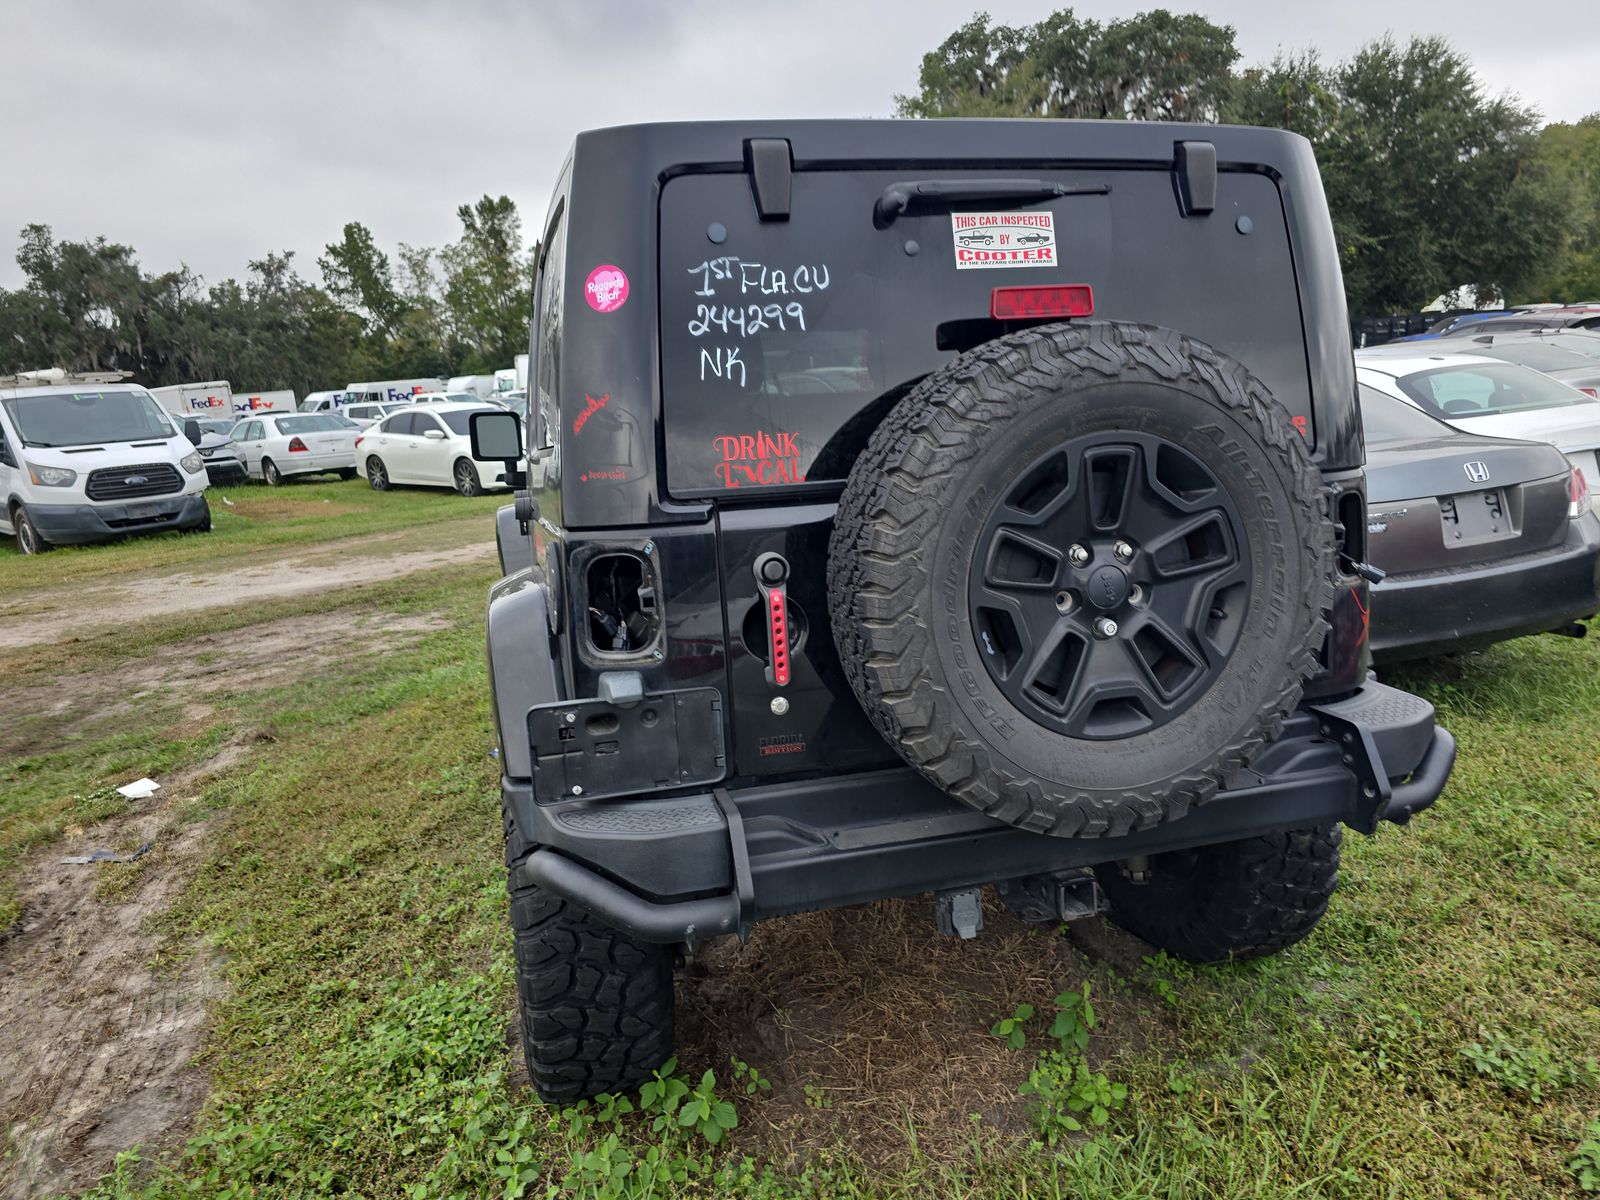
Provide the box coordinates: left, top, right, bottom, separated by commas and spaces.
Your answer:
0, 476, 502, 594
3, 490, 1597, 1197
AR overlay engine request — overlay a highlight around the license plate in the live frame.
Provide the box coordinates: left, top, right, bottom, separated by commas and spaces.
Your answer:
127, 502, 163, 519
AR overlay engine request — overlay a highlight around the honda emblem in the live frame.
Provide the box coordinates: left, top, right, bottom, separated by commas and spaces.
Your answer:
1463, 461, 1489, 484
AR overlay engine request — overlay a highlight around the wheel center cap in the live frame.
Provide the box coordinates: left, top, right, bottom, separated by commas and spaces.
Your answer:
1087, 564, 1130, 611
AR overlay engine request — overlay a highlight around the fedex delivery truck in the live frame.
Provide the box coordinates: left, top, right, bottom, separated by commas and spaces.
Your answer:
447, 375, 500, 400
150, 381, 234, 419
344, 378, 446, 406
231, 389, 297, 416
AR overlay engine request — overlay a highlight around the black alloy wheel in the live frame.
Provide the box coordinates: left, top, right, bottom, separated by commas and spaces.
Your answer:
968, 431, 1249, 740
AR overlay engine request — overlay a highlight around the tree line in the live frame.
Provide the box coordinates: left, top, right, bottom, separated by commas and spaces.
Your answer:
900, 10, 1600, 314
0, 197, 533, 394
3, 10, 1597, 391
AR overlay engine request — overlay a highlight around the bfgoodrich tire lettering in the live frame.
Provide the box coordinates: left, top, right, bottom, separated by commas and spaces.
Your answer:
1093, 825, 1342, 961
827, 321, 1334, 837
510, 873, 674, 1102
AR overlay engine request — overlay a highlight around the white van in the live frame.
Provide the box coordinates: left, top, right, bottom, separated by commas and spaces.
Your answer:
301, 390, 350, 413
0, 375, 211, 554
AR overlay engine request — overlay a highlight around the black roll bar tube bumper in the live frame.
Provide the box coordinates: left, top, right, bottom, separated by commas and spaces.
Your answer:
505, 680, 1454, 945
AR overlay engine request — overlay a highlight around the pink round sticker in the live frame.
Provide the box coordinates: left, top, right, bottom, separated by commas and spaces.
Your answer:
584, 264, 629, 313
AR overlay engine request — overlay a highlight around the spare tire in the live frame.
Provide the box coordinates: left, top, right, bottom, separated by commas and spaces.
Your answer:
827, 321, 1333, 837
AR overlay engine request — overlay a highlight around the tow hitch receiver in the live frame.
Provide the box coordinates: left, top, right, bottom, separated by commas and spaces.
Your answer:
995, 869, 1108, 925
528, 688, 727, 803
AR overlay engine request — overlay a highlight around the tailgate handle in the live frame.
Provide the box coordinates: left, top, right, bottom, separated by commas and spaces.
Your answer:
744, 138, 792, 222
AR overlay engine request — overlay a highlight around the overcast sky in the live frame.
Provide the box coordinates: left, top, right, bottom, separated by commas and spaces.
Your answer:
3, 0, 1595, 289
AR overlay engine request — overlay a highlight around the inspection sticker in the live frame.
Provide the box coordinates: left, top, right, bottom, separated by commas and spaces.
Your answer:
951, 211, 1056, 269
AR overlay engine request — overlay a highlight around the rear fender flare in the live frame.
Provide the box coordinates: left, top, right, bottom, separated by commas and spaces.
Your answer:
496, 504, 535, 576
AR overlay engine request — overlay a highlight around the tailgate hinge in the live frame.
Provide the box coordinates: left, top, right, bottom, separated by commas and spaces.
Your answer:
744, 138, 792, 222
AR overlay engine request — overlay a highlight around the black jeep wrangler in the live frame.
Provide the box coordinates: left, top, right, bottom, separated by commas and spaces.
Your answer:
472, 119, 1457, 1103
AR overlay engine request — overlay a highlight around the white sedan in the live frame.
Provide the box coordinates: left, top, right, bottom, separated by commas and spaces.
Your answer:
356, 403, 512, 496
228, 412, 359, 485
1356, 351, 1600, 495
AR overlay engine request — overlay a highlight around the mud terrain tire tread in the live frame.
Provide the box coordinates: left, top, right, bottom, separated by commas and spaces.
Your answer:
826, 321, 1333, 838
1093, 824, 1342, 962
510, 875, 674, 1102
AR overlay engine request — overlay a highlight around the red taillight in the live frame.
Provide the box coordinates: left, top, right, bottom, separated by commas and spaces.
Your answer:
287, 436, 309, 453
1580, 387, 1597, 398
1568, 466, 1591, 518
354, 435, 365, 449
990, 284, 1094, 321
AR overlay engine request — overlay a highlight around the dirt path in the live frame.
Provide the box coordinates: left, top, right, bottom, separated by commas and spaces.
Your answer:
0, 535, 493, 650
0, 741, 252, 1199
1, 533, 471, 1194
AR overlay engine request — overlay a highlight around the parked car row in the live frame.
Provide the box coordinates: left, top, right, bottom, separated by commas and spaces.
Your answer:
6, 341, 1600, 670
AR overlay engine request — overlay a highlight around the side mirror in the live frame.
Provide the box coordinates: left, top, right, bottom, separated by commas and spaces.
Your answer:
470, 410, 523, 462
183, 418, 203, 446
423, 428, 447, 441
471, 409, 527, 491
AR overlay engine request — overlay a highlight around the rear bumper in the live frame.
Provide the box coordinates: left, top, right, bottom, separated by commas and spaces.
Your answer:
281, 453, 354, 476
1371, 515, 1600, 662
27, 493, 209, 545
504, 679, 1454, 945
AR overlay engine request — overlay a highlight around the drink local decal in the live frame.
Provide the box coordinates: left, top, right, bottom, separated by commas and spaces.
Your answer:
951, 211, 1056, 269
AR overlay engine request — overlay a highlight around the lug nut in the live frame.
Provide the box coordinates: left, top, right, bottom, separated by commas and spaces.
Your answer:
1093, 617, 1119, 639
1129, 584, 1145, 606
1114, 540, 1134, 561
1068, 544, 1090, 566
1054, 590, 1075, 614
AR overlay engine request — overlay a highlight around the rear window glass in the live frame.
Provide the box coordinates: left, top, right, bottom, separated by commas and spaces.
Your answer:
1463, 341, 1595, 372
440, 409, 491, 435
1359, 385, 1454, 443
1396, 362, 1594, 418
658, 168, 1312, 497
276, 415, 348, 434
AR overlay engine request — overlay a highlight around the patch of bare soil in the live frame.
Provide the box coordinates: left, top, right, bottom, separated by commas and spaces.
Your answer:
675, 894, 1119, 1166
0, 738, 259, 1199
2, 611, 447, 759
0, 534, 493, 651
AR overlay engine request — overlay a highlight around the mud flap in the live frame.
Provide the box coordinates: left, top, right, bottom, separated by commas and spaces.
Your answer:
528, 688, 727, 803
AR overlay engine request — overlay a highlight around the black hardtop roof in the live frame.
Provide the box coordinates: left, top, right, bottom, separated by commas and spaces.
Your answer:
571, 117, 1316, 173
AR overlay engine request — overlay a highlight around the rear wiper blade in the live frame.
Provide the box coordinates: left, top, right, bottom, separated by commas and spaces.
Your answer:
874, 178, 1108, 227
